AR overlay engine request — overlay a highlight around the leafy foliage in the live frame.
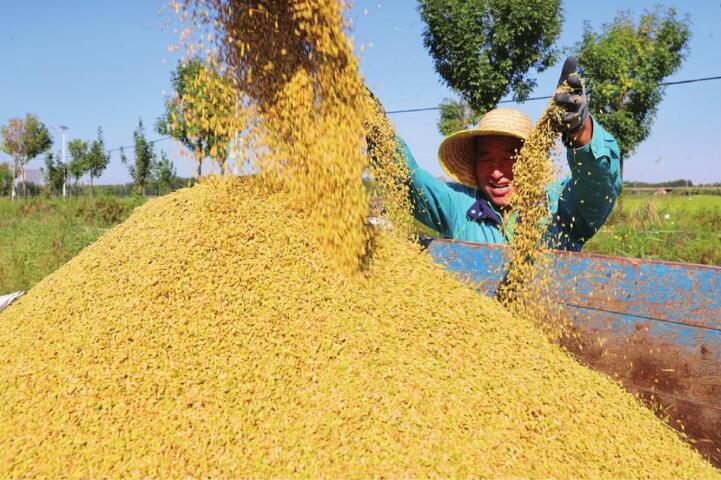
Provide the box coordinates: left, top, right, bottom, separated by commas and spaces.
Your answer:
1, 114, 52, 199
419, 0, 562, 118
67, 138, 89, 195
577, 8, 690, 164
624, 179, 694, 188
0, 163, 13, 196
42, 152, 67, 197
154, 151, 178, 194
437, 98, 481, 136
123, 119, 156, 196
157, 58, 239, 176
86, 127, 111, 195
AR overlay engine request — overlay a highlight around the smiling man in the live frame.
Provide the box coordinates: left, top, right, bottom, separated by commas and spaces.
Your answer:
399, 58, 621, 251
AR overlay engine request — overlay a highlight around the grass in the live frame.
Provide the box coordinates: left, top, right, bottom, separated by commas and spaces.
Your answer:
620, 194, 721, 212
0, 196, 147, 293
584, 195, 721, 266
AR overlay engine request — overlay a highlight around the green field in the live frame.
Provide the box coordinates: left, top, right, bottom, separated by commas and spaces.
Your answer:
620, 194, 721, 212
0, 196, 147, 293
1, 193, 719, 294
584, 195, 721, 265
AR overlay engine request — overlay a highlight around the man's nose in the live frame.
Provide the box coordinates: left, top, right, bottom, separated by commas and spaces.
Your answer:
490, 168, 505, 179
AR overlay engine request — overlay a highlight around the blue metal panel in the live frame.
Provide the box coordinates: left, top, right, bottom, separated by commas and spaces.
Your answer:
550, 250, 721, 331
426, 239, 721, 465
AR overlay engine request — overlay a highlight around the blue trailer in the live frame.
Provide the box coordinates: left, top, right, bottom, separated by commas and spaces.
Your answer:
427, 239, 721, 465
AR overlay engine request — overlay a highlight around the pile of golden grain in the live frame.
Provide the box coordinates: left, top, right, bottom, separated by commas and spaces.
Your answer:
0, 177, 716, 477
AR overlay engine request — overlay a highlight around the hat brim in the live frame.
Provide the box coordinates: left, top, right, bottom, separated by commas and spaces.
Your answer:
438, 129, 526, 188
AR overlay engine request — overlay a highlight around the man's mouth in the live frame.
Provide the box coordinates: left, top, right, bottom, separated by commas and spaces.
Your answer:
489, 181, 510, 196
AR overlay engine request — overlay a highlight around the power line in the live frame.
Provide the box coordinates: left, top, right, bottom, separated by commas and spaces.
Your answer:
105, 136, 171, 154
661, 75, 721, 86
99, 75, 721, 152
385, 75, 721, 115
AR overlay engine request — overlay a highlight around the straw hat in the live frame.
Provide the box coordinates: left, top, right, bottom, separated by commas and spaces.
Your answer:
438, 108, 533, 188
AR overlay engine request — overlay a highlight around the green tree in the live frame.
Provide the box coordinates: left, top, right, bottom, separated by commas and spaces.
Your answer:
119, 147, 129, 173
156, 58, 239, 177
1, 113, 53, 200
86, 127, 111, 197
437, 98, 480, 136
418, 0, 563, 134
42, 151, 67, 197
68, 139, 89, 196
123, 119, 155, 195
154, 151, 178, 194
577, 7, 690, 177
0, 162, 13, 196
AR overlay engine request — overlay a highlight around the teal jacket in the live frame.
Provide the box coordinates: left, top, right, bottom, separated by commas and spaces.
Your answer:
404, 116, 621, 251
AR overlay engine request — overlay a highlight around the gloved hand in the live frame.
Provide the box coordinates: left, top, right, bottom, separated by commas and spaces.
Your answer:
553, 56, 589, 136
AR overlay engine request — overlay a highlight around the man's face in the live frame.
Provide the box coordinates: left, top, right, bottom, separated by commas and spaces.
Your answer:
473, 135, 524, 209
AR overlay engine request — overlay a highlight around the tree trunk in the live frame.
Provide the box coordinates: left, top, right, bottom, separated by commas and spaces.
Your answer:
196, 157, 203, 179
90, 175, 95, 198
10, 158, 17, 201
20, 162, 27, 200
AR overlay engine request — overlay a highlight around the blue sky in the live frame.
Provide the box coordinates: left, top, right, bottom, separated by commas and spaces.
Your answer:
1, 1, 719, 184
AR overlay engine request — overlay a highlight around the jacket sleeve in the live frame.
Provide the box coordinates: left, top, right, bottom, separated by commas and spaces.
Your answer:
554, 116, 621, 249
397, 138, 460, 237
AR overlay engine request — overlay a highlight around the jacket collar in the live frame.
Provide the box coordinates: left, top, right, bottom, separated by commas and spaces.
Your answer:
467, 194, 503, 226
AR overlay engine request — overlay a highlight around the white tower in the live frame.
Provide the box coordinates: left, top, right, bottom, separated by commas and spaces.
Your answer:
59, 125, 68, 199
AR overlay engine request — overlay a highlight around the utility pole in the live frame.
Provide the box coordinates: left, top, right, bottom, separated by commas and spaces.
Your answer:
59, 125, 68, 199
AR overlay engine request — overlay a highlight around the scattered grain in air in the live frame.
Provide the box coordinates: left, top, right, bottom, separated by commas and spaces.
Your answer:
0, 1, 717, 478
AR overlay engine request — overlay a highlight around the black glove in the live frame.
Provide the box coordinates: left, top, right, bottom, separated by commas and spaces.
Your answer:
553, 56, 589, 135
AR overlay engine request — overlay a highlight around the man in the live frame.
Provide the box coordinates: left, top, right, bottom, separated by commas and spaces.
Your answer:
400, 57, 621, 251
